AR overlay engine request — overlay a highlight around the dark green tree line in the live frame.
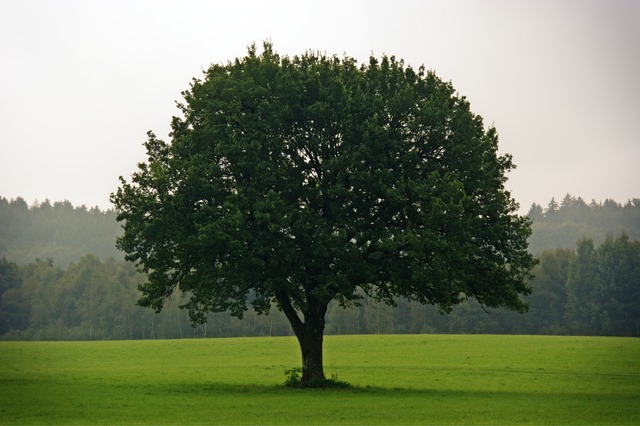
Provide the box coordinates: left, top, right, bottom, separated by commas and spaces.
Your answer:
0, 254, 295, 341
566, 234, 640, 336
0, 232, 638, 339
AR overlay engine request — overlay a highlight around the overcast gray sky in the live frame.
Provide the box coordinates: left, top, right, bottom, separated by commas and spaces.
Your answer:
1, 0, 638, 213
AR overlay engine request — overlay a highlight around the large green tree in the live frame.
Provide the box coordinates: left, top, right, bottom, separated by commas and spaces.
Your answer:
111, 43, 536, 382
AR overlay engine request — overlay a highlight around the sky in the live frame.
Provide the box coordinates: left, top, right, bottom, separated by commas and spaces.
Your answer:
1, 0, 638, 213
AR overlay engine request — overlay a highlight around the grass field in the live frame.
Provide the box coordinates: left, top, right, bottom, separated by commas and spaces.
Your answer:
1, 334, 638, 424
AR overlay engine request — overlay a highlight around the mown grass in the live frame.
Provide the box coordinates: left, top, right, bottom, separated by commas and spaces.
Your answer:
1, 334, 638, 424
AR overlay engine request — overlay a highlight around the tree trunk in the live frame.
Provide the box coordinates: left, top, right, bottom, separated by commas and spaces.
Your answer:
276, 291, 328, 382
298, 312, 325, 381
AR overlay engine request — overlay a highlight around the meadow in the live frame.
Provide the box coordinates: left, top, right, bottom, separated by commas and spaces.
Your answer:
1, 334, 638, 424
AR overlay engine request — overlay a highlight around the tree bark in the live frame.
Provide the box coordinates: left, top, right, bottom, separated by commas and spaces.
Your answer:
275, 290, 328, 382
299, 308, 326, 381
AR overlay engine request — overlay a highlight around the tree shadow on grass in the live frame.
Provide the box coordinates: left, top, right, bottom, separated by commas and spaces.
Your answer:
160, 381, 485, 395
159, 380, 639, 401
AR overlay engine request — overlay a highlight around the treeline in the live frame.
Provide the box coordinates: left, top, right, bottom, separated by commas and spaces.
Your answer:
2, 195, 639, 268
527, 194, 640, 254
1, 194, 638, 339
0, 197, 122, 266
2, 233, 638, 339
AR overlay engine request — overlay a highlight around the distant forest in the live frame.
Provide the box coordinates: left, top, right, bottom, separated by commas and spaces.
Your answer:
527, 194, 640, 254
0, 197, 121, 266
1, 194, 639, 339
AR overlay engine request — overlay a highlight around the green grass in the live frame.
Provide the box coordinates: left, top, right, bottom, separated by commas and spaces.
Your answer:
1, 335, 638, 424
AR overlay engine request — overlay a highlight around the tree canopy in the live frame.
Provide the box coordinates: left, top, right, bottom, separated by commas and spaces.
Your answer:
111, 43, 536, 382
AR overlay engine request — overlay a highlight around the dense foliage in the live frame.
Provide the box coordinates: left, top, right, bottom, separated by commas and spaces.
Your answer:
1, 231, 638, 339
111, 44, 536, 380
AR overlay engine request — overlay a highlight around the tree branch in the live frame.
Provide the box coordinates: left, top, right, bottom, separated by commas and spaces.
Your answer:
275, 290, 304, 338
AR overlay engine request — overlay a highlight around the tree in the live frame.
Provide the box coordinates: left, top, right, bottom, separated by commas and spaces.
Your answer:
526, 248, 574, 334
111, 43, 536, 383
0, 257, 23, 334
546, 197, 559, 217
596, 234, 640, 336
527, 203, 544, 221
19, 258, 63, 338
566, 234, 640, 336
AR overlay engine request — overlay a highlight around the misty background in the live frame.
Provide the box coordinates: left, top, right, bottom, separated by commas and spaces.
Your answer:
1, 0, 638, 213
